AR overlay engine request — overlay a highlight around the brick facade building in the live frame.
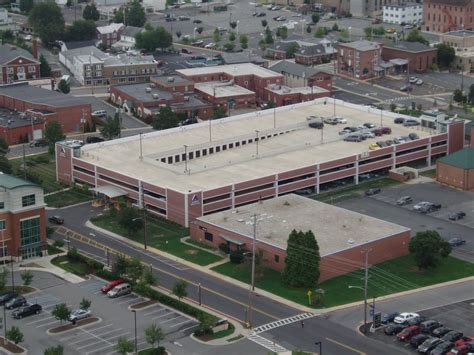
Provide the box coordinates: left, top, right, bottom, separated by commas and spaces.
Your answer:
269, 60, 333, 92
423, 0, 474, 33
382, 41, 438, 73
96, 23, 125, 47
337, 40, 383, 79
0, 43, 40, 84
437, 140, 474, 191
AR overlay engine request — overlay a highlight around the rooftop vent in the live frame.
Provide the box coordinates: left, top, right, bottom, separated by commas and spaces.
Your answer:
347, 238, 354, 244
146, 87, 152, 93
152, 94, 159, 99
167, 76, 175, 82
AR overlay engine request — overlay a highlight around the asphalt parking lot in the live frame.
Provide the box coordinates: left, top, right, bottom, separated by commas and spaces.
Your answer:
370, 299, 474, 354
337, 181, 474, 261
10, 275, 199, 355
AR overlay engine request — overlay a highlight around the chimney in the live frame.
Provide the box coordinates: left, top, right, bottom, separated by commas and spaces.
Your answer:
32, 39, 38, 60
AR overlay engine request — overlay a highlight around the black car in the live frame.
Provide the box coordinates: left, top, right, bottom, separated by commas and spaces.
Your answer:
420, 320, 443, 334
365, 188, 381, 196
448, 212, 466, 221
410, 334, 430, 348
408, 133, 419, 140
12, 304, 42, 319
448, 238, 466, 247
429, 341, 454, 355
48, 216, 64, 225
432, 327, 452, 337
407, 315, 426, 326
441, 331, 463, 343
309, 121, 324, 129
381, 312, 400, 324
384, 323, 405, 335
0, 292, 18, 306
5, 296, 27, 310
418, 337, 443, 353
86, 136, 105, 144
394, 117, 405, 124
193, 19, 202, 23
396, 196, 413, 206
363, 123, 376, 129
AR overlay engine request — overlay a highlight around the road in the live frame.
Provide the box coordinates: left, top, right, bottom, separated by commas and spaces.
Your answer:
48, 203, 410, 355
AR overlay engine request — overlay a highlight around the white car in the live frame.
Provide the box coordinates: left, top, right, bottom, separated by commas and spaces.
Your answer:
24, 35, 32, 41
413, 202, 431, 211
394, 312, 419, 324
69, 309, 91, 322
204, 42, 216, 49
415, 79, 424, 85
409, 76, 418, 84
335, 116, 347, 124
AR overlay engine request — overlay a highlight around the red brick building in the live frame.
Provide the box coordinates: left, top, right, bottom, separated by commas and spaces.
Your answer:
423, 0, 474, 33
96, 23, 125, 47
0, 43, 40, 84
382, 41, 438, 73
190, 194, 411, 282
263, 85, 329, 106
0, 83, 92, 135
0, 174, 47, 260
337, 40, 383, 79
437, 146, 474, 191
0, 107, 45, 145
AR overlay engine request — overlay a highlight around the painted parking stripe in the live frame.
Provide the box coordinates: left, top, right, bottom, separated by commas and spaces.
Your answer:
168, 319, 195, 328
160, 315, 183, 324
152, 311, 171, 320
82, 323, 113, 333
94, 328, 123, 337
76, 339, 109, 351
36, 319, 60, 328
85, 343, 115, 355
102, 331, 131, 342
143, 308, 166, 316
117, 297, 142, 305
26, 315, 55, 325
67, 335, 96, 346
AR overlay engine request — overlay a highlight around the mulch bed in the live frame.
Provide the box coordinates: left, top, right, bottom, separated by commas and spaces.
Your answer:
0, 337, 25, 353
49, 317, 99, 334
130, 299, 157, 310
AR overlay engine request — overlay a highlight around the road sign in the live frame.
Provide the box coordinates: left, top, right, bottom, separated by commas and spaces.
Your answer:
373, 312, 382, 328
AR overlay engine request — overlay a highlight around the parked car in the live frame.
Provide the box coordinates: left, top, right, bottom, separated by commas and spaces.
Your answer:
413, 201, 432, 211
400, 85, 413, 92
371, 128, 383, 136
369, 143, 379, 150
12, 304, 42, 319
381, 127, 392, 134
411, 334, 430, 348
376, 141, 388, 148
363, 123, 376, 129
165, 16, 176, 22
455, 336, 474, 347
191, 40, 204, 46
178, 16, 190, 21
193, 19, 202, 23
442, 331, 464, 343
309, 121, 324, 129
429, 341, 454, 355
448, 343, 474, 355
365, 188, 381, 196
256, 12, 266, 17
181, 48, 193, 54
404, 119, 420, 126
360, 130, 375, 139
204, 42, 216, 49
386, 27, 397, 33
394, 117, 405, 124
339, 129, 352, 135
86, 136, 104, 144
398, 325, 421, 341
29, 139, 47, 147
448, 212, 466, 221
432, 327, 453, 337
343, 126, 359, 132
323, 117, 338, 125
397, 196, 413, 206
418, 337, 443, 353
448, 238, 466, 247
394, 312, 420, 324
409, 133, 420, 140
381, 312, 400, 324
0, 292, 18, 306
409, 76, 418, 84
407, 316, 426, 326
335, 116, 347, 124
100, 280, 124, 293
416, 79, 424, 85
384, 323, 406, 335
107, 283, 131, 298
48, 216, 64, 225
404, 24, 415, 30
344, 134, 363, 142
385, 139, 396, 146
421, 320, 443, 334
5, 296, 27, 310
69, 309, 91, 322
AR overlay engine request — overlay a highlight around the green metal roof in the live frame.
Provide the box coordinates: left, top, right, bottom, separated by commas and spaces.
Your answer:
438, 147, 474, 169
0, 173, 38, 190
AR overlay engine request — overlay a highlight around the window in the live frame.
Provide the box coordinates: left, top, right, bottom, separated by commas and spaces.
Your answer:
0, 246, 7, 258
204, 232, 213, 241
7, 67, 13, 74
96, 71, 102, 77
274, 254, 280, 263
0, 220, 5, 230
96, 64, 101, 70
20, 217, 40, 247
28, 66, 36, 73
22, 194, 36, 207
0, 202, 4, 209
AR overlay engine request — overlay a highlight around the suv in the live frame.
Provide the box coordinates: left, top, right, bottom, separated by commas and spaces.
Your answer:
309, 121, 324, 129
86, 136, 105, 144
5, 296, 27, 310
344, 134, 363, 142
12, 304, 42, 319
0, 292, 18, 306
48, 216, 64, 225
365, 188, 381, 196
397, 196, 413, 206
381, 127, 392, 134
448, 212, 466, 221
107, 283, 131, 298
394, 117, 405, 124
418, 337, 443, 353
420, 320, 443, 334
404, 119, 420, 126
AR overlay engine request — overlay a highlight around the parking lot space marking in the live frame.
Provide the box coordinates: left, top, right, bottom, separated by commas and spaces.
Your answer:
25, 315, 54, 325
94, 328, 123, 338
78, 327, 113, 346
36, 319, 61, 328
168, 319, 195, 328
86, 343, 116, 355
102, 331, 131, 342
160, 315, 183, 324
152, 310, 172, 320
76, 339, 110, 351
82, 323, 114, 333
143, 307, 166, 316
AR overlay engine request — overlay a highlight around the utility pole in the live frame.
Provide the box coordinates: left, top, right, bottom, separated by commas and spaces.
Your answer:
362, 249, 371, 333
255, 130, 259, 158
246, 214, 257, 328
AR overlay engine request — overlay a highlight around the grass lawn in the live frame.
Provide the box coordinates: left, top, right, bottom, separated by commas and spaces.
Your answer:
420, 169, 437, 178
91, 213, 223, 266
185, 238, 218, 252
312, 177, 400, 204
45, 188, 93, 208
47, 244, 63, 255
210, 323, 235, 340
10, 153, 63, 193
212, 255, 474, 308
51, 255, 91, 277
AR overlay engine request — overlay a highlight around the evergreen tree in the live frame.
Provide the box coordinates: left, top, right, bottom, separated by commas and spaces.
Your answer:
83, 4, 100, 21
57, 79, 70, 94
40, 54, 52, 77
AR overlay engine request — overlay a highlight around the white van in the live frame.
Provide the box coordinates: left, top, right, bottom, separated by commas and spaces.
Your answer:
92, 110, 107, 118
107, 283, 131, 298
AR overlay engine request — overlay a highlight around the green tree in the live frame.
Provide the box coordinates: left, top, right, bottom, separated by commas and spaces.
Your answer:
83, 4, 100, 21
19, 0, 34, 14
213, 28, 221, 43
172, 279, 188, 302
0, 155, 12, 175
135, 26, 172, 52
176, 30, 182, 38
0, 137, 8, 154
6, 326, 24, 344
116, 337, 134, 355
286, 42, 299, 58
229, 32, 236, 42
0, 268, 9, 291
229, 21, 237, 30
196, 27, 203, 34
115, 0, 145, 27
264, 27, 274, 44
65, 20, 96, 42
20, 270, 33, 286
261, 19, 268, 28
44, 121, 65, 154
311, 12, 319, 24
57, 79, 70, 94
40, 54, 52, 77
306, 25, 311, 34
315, 27, 326, 38
224, 42, 235, 51
126, 256, 144, 282
364, 27, 373, 40
118, 206, 143, 237
340, 28, 349, 40
145, 324, 164, 348
44, 345, 64, 355
390, 103, 397, 112
213, 107, 227, 119
79, 298, 91, 311
332, 23, 339, 31
152, 105, 181, 130
373, 26, 386, 35
141, 267, 157, 285
453, 89, 466, 103
406, 28, 429, 45
435, 43, 456, 68
409, 230, 452, 270
100, 114, 121, 140
282, 230, 321, 287
258, 38, 266, 50
239, 34, 248, 49
112, 254, 129, 277
28, 2, 65, 46
52, 303, 70, 324
277, 26, 288, 39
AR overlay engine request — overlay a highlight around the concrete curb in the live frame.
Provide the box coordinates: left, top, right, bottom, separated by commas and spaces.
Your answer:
46, 317, 102, 336
0, 337, 27, 355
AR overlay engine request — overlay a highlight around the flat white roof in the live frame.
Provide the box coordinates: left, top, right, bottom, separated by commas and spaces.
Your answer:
266, 85, 328, 95
176, 63, 282, 79
197, 194, 409, 255
195, 82, 255, 98
78, 99, 433, 193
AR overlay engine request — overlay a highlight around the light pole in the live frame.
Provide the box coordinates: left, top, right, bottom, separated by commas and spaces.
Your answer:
132, 310, 137, 354
348, 285, 366, 332
236, 20, 240, 35
197, 283, 202, 305
255, 130, 259, 158
193, 27, 197, 39
132, 212, 148, 250
348, 250, 371, 333
10, 255, 14, 293
315, 341, 322, 354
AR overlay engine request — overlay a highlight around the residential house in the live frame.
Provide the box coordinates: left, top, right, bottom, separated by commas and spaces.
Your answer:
337, 40, 384, 79
96, 23, 125, 47
294, 39, 336, 65
268, 60, 333, 91
0, 43, 40, 84
112, 26, 144, 52
383, 3, 423, 25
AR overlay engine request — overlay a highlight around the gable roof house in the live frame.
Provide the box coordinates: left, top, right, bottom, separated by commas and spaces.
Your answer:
0, 43, 40, 84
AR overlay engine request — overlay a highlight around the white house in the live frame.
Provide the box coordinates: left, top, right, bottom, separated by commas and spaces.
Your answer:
142, 0, 166, 12
111, 26, 143, 51
0, 8, 12, 28
383, 3, 422, 25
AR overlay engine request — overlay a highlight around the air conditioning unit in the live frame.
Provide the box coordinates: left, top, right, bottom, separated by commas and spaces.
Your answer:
167, 76, 175, 82
150, 83, 156, 88
184, 96, 190, 101
152, 94, 159, 99
146, 87, 152, 93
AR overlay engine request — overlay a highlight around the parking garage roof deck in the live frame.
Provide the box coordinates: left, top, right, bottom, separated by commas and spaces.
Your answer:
195, 82, 255, 98
78, 99, 434, 193
197, 194, 410, 255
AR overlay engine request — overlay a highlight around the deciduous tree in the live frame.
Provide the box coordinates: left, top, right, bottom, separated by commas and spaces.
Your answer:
311, 12, 319, 24
19, 0, 34, 14
83, 4, 100, 21
44, 345, 64, 355
57, 79, 70, 94
0, 268, 9, 291
145, 324, 164, 348
172, 279, 188, 302
52, 303, 70, 324
115, 0, 145, 27
65, 20, 96, 42
40, 55, 52, 77
100, 114, 121, 140
435, 43, 455, 68
152, 106, 181, 130
409, 230, 451, 270
118, 206, 143, 237
135, 26, 172, 52
406, 28, 429, 45
28, 2, 65, 46
6, 326, 24, 344
116, 337, 134, 355
20, 270, 33, 286
239, 34, 248, 49
44, 121, 65, 154
79, 298, 91, 311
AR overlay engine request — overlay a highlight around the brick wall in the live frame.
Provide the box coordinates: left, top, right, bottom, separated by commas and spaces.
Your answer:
382, 47, 437, 73
0, 121, 44, 145
423, 0, 474, 33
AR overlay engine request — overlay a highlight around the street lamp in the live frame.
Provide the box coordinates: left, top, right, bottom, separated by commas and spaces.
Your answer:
348, 285, 367, 333
315, 341, 322, 354
236, 20, 240, 35
132, 212, 148, 250
131, 310, 137, 354
197, 283, 202, 305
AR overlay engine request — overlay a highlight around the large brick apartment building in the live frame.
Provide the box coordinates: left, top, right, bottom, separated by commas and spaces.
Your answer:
423, 0, 474, 33
0, 43, 40, 84
337, 40, 383, 79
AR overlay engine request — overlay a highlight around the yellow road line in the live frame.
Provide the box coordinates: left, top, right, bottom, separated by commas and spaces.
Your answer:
326, 337, 367, 355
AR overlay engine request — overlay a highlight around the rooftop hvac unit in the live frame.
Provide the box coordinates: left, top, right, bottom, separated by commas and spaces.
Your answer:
167, 76, 175, 82
184, 96, 190, 101
146, 87, 152, 93
152, 94, 159, 99
282, 87, 291, 93
150, 83, 156, 88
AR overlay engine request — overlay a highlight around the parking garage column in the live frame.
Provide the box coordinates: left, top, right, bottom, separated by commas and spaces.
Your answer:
391, 147, 397, 170
354, 159, 359, 185
426, 137, 432, 166
316, 164, 320, 194
138, 181, 143, 208
274, 175, 279, 197
94, 165, 98, 188
231, 184, 235, 208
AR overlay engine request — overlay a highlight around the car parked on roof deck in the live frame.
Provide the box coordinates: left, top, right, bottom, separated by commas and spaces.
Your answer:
442, 331, 463, 343
363, 122, 376, 129
397, 325, 420, 341
344, 134, 363, 142
420, 320, 443, 334
394, 117, 405, 124
410, 334, 430, 348
381, 127, 392, 134
432, 327, 453, 337
376, 141, 388, 148
335, 116, 347, 124
429, 341, 455, 355
369, 143, 379, 150
394, 312, 420, 324
418, 337, 443, 353
404, 119, 420, 126
384, 323, 406, 335
409, 133, 420, 140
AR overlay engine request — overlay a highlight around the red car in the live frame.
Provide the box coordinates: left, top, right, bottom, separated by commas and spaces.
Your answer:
100, 280, 124, 293
455, 336, 474, 347
381, 127, 392, 134
397, 325, 420, 341
447, 343, 474, 355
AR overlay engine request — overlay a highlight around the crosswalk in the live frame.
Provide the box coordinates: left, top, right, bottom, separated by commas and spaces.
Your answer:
251, 312, 315, 335
247, 334, 288, 353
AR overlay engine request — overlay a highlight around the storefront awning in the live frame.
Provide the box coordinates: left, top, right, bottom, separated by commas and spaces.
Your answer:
389, 58, 409, 66
221, 235, 246, 246
91, 185, 127, 198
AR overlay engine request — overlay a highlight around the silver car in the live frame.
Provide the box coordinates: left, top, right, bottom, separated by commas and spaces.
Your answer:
69, 309, 91, 322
